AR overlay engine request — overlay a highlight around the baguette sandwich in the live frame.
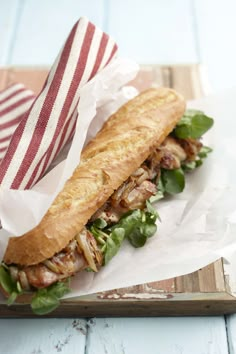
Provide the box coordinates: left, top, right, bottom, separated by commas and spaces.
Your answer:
0, 87, 213, 314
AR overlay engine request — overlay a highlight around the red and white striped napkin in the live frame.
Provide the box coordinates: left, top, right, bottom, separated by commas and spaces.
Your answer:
0, 17, 138, 240
0, 17, 117, 190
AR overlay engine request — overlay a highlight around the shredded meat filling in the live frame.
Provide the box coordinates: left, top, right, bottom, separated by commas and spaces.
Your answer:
178, 138, 202, 161
10, 230, 101, 290
148, 136, 187, 170
95, 136, 191, 219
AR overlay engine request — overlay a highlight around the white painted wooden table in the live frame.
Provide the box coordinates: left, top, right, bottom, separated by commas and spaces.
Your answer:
1, 1, 236, 353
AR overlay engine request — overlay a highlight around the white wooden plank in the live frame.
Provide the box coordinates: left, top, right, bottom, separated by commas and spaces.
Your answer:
0, 318, 87, 354
0, 0, 20, 65
107, 0, 198, 64
194, 0, 236, 91
86, 317, 228, 354
10, 0, 105, 65
226, 315, 236, 354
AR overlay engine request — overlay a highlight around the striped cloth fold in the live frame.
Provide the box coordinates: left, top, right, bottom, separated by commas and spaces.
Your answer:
0, 17, 118, 190
0, 83, 35, 161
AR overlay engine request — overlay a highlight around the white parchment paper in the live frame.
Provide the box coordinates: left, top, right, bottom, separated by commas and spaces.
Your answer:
1, 61, 236, 298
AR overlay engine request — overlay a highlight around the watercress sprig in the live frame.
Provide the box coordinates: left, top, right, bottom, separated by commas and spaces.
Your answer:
90, 201, 160, 264
182, 145, 212, 171
0, 264, 22, 305
31, 280, 70, 315
117, 202, 159, 248
173, 109, 214, 139
161, 168, 185, 195
150, 109, 214, 198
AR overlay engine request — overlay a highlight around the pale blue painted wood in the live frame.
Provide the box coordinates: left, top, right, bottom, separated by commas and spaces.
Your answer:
3, 0, 236, 87
9, 0, 105, 65
0, 318, 87, 354
106, 0, 198, 64
194, 0, 236, 91
226, 315, 236, 354
0, 0, 20, 65
86, 317, 229, 354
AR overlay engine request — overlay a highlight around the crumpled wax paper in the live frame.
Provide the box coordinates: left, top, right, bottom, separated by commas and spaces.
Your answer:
1, 62, 236, 298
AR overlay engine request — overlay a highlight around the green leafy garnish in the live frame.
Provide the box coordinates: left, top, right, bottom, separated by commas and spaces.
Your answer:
90, 202, 159, 262
198, 146, 213, 158
93, 218, 107, 229
104, 228, 125, 265
119, 211, 157, 248
182, 145, 212, 172
0, 264, 70, 315
149, 178, 165, 203
161, 168, 185, 195
0, 265, 14, 294
31, 291, 60, 315
173, 109, 214, 139
181, 161, 196, 171
31, 280, 70, 315
7, 291, 18, 306
146, 200, 158, 218
0, 265, 22, 304
85, 267, 95, 272
126, 226, 150, 248
90, 224, 125, 265
117, 209, 144, 236
117, 204, 158, 248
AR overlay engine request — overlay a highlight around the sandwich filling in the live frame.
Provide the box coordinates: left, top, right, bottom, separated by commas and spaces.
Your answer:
6, 136, 203, 291
0, 109, 213, 314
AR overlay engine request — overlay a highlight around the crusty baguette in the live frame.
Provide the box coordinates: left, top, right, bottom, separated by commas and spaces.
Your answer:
3, 88, 185, 266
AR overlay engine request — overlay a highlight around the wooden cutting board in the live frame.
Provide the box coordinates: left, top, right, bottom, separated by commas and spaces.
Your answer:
1, 64, 236, 317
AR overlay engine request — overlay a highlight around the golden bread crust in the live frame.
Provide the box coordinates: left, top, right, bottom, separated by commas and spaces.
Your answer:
4, 88, 185, 266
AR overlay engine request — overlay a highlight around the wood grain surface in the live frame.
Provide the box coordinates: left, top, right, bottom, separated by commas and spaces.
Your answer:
85, 317, 228, 354
0, 317, 229, 354
0, 64, 235, 318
